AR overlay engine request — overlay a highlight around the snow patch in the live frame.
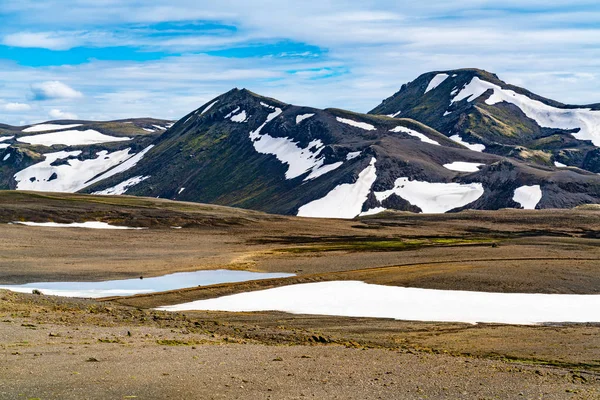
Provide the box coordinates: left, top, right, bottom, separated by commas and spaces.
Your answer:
359, 207, 386, 217
449, 134, 486, 152
85, 145, 154, 188
513, 185, 542, 210
336, 117, 376, 131
452, 77, 600, 146
0, 144, 9, 150
390, 126, 440, 146
425, 73, 449, 93
13, 221, 143, 230
554, 161, 567, 168
18, 130, 131, 146
3, 153, 10, 161
0, 135, 14, 142
157, 280, 600, 325
200, 100, 218, 115
296, 113, 315, 124
386, 111, 401, 118
152, 125, 167, 131
93, 175, 150, 195
443, 111, 452, 117
224, 107, 240, 118
374, 178, 484, 214
143, 128, 155, 133
178, 187, 185, 194
443, 162, 484, 172
297, 158, 377, 219
22, 124, 82, 133
346, 151, 361, 160
230, 110, 247, 123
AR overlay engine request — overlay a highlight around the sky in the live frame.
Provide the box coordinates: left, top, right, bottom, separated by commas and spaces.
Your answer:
1, 0, 600, 125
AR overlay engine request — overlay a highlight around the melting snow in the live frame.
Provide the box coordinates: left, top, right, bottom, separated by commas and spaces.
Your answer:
554, 161, 567, 168
3, 153, 10, 161
296, 113, 315, 124
297, 158, 377, 219
386, 111, 402, 118
452, 77, 600, 146
375, 178, 484, 214
513, 185, 542, 210
13, 221, 144, 230
0, 144, 9, 150
0, 269, 294, 299
390, 126, 440, 146
449, 134, 486, 152
22, 124, 82, 133
346, 151, 361, 160
85, 145, 154, 188
443, 162, 484, 172
18, 130, 131, 146
336, 117, 376, 131
230, 110, 247, 123
157, 280, 600, 325
178, 187, 185, 194
152, 125, 167, 131
200, 100, 218, 115
93, 175, 150, 195
443, 111, 452, 117
224, 107, 240, 118
359, 207, 386, 217
143, 128, 155, 132
425, 73, 449, 93
0, 135, 14, 142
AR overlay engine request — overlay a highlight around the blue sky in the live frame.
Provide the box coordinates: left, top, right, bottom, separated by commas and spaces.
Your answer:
1, 0, 600, 125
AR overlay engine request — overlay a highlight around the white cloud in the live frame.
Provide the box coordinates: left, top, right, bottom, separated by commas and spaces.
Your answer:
3, 102, 31, 111
48, 109, 79, 120
3, 32, 77, 50
31, 81, 83, 101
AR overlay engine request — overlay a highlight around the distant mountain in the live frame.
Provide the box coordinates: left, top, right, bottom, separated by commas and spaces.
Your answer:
0, 118, 173, 192
369, 68, 600, 173
80, 88, 600, 217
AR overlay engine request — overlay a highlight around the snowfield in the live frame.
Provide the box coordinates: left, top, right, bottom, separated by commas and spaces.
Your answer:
0, 136, 14, 142
297, 158, 377, 219
22, 124, 82, 133
0, 269, 294, 299
374, 178, 484, 214
296, 113, 315, 124
443, 162, 484, 172
390, 126, 440, 146
513, 185, 543, 210
452, 77, 600, 146
346, 151, 361, 160
200, 100, 218, 115
18, 129, 131, 146
93, 175, 150, 195
425, 73, 449, 93
336, 117, 376, 131
157, 280, 600, 325
449, 134, 486, 152
554, 161, 567, 168
13, 221, 144, 230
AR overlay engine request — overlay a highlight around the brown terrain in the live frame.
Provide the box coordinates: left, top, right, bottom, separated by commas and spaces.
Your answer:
0, 191, 599, 399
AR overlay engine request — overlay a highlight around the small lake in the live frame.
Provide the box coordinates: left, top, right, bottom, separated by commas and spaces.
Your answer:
0, 270, 295, 298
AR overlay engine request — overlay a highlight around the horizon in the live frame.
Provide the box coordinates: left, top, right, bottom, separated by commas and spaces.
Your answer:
1, 1, 600, 125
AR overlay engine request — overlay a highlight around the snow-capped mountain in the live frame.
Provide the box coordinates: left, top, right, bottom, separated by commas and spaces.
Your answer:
370, 68, 600, 173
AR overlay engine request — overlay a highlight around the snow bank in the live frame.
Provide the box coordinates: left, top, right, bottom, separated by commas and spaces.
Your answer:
425, 73, 449, 93
390, 126, 440, 146
200, 100, 218, 115
296, 113, 315, 124
554, 161, 567, 168
449, 134, 486, 152
346, 151, 361, 160
453, 77, 600, 146
13, 221, 143, 230
18, 130, 131, 146
513, 185, 542, 210
157, 280, 600, 325
93, 175, 150, 195
336, 117, 376, 131
297, 158, 377, 218
374, 178, 484, 213
443, 162, 484, 172
0, 136, 14, 142
22, 124, 82, 133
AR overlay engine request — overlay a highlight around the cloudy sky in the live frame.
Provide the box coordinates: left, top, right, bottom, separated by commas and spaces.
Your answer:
1, 0, 599, 125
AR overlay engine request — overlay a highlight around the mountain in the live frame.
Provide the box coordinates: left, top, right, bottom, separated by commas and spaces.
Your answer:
80, 88, 600, 217
369, 68, 600, 173
0, 118, 173, 193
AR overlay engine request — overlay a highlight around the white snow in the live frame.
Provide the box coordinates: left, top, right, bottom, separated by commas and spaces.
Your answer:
358, 207, 386, 217
449, 134, 486, 152
15, 145, 154, 193
0, 135, 14, 142
386, 111, 401, 118
152, 125, 167, 131
260, 102, 275, 109
296, 113, 315, 124
336, 117, 376, 131
13, 221, 143, 230
230, 110, 247, 123
513, 185, 542, 210
425, 73, 449, 94
346, 151, 361, 160
178, 187, 185, 194
22, 124, 82, 133
250, 107, 341, 181
200, 100, 218, 115
157, 280, 600, 325
443, 162, 484, 172
554, 161, 567, 168
374, 178, 484, 214
3, 153, 10, 161
224, 107, 240, 118
443, 111, 452, 117
0, 144, 9, 150
18, 130, 131, 146
297, 158, 377, 219
390, 126, 440, 146
92, 175, 150, 195
143, 128, 155, 133
0, 269, 295, 299
452, 77, 600, 146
